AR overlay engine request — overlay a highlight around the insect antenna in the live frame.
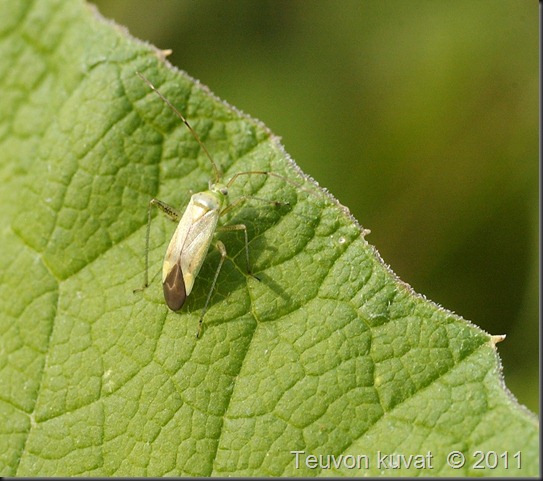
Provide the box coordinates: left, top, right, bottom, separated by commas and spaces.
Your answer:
137, 71, 221, 184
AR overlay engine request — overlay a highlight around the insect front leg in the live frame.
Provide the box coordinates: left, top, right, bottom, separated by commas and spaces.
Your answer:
197, 240, 227, 339
135, 198, 181, 291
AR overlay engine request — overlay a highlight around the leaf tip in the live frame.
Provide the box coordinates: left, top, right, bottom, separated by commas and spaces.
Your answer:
490, 334, 507, 347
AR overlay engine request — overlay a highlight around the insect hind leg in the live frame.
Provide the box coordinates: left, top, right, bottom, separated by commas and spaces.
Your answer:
135, 198, 181, 292
150, 198, 181, 222
197, 240, 227, 338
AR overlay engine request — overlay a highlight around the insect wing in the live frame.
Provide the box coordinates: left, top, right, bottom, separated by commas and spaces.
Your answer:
179, 206, 220, 295
163, 260, 186, 311
162, 194, 221, 302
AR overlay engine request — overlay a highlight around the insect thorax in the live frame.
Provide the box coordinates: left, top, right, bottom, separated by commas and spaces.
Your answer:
191, 188, 225, 213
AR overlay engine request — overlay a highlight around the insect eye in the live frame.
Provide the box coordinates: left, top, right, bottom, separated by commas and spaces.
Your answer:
220, 187, 228, 195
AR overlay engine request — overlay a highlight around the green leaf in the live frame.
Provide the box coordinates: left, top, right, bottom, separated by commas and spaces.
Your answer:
0, 0, 538, 477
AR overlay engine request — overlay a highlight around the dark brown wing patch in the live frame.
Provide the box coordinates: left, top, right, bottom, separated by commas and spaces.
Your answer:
163, 261, 187, 311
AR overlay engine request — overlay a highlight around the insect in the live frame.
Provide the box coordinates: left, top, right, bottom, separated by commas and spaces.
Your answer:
136, 72, 292, 338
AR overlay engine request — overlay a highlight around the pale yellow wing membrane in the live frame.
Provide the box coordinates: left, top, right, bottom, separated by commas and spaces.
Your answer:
162, 191, 223, 296
179, 209, 220, 295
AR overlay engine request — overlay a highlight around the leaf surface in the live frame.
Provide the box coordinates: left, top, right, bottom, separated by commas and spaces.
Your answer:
0, 0, 538, 476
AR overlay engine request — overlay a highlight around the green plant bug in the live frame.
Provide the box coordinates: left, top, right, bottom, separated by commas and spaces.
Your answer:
136, 72, 294, 338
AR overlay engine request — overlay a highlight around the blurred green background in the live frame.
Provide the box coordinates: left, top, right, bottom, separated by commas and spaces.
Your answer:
92, 0, 538, 414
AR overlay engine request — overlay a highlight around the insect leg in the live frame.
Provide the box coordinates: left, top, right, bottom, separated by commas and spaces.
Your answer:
220, 195, 287, 217
136, 198, 181, 291
216, 223, 252, 276
218, 195, 286, 277
197, 240, 227, 338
